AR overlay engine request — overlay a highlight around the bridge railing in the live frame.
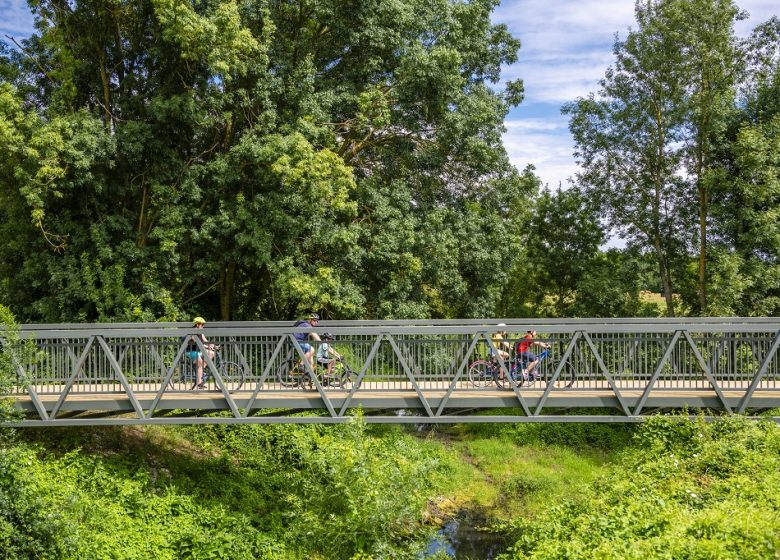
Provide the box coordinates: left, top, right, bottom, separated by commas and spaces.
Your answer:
7, 321, 780, 396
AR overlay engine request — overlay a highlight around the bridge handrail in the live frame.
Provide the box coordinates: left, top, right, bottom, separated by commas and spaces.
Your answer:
12, 319, 780, 339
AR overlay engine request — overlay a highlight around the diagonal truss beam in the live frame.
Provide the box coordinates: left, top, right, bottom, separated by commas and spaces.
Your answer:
534, 331, 581, 416
0, 334, 49, 421
386, 334, 434, 417
290, 337, 337, 417
435, 333, 481, 416
338, 335, 384, 416
435, 333, 526, 417
242, 334, 288, 417
195, 336, 242, 418
581, 332, 632, 416
681, 331, 732, 414
738, 329, 780, 414
147, 337, 192, 417
483, 332, 532, 416
634, 330, 681, 416
50, 336, 96, 419
95, 336, 146, 419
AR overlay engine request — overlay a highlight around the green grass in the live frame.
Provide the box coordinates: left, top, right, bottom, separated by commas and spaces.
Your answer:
415, 413, 636, 522
5, 413, 777, 559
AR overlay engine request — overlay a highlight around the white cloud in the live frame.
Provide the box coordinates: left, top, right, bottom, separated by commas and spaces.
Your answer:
503, 117, 578, 188
0, 0, 35, 38
505, 118, 566, 132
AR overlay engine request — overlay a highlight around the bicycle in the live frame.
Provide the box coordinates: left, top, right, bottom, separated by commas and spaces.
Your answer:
276, 357, 356, 390
467, 349, 575, 389
318, 357, 356, 389
276, 357, 312, 389
169, 346, 245, 393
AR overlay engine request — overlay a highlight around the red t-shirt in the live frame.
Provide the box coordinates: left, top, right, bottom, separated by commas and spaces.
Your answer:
516, 334, 533, 353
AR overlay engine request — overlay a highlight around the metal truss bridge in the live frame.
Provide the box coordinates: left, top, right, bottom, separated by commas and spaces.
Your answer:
3, 318, 780, 426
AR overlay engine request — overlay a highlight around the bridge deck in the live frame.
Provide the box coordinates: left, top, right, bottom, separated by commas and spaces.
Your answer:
13, 386, 780, 413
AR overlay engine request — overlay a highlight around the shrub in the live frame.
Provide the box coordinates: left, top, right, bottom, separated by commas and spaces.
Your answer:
499, 415, 780, 559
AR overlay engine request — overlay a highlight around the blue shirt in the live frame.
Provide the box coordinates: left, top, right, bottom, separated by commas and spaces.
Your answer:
293, 321, 312, 341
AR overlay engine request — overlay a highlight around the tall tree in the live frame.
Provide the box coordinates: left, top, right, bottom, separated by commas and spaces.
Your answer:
0, 0, 525, 321
673, 0, 745, 312
565, 0, 746, 316
707, 17, 780, 315
564, 0, 689, 316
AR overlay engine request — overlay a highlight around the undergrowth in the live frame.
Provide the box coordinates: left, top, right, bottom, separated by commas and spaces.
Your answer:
499, 415, 780, 559
0, 420, 450, 559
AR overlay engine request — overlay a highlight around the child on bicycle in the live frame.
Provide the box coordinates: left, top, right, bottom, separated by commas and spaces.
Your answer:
515, 330, 550, 380
316, 332, 342, 374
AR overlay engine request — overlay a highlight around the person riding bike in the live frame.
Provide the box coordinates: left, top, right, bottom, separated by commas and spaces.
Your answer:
515, 330, 550, 380
316, 332, 342, 375
293, 312, 321, 370
185, 316, 216, 389
489, 324, 511, 363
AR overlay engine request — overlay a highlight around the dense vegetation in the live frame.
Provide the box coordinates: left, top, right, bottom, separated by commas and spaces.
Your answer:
0, 420, 453, 559
499, 415, 780, 559
1, 0, 780, 322
0, 0, 528, 322
1, 414, 778, 559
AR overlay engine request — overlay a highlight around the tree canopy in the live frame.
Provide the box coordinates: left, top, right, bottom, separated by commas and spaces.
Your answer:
0, 0, 528, 322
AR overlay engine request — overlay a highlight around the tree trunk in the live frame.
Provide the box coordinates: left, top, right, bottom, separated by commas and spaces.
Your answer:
654, 236, 675, 317
219, 260, 236, 320
698, 182, 708, 313
98, 49, 112, 129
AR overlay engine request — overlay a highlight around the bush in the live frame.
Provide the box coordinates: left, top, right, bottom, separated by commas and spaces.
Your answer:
500, 415, 780, 559
1, 419, 449, 559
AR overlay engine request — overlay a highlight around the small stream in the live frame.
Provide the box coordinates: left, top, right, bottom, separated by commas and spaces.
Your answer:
423, 510, 511, 559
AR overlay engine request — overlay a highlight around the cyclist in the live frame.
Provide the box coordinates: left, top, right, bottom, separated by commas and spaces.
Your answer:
316, 332, 342, 375
293, 312, 322, 369
185, 316, 216, 389
490, 324, 511, 363
515, 330, 550, 380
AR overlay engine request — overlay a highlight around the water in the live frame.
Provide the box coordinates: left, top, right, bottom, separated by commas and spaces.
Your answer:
423, 510, 510, 559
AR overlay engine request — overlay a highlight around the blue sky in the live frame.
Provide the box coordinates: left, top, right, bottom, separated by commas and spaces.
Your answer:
495, 0, 779, 188
1, 0, 778, 188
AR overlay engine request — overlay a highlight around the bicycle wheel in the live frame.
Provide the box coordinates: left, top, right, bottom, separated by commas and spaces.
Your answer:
339, 364, 355, 390
497, 364, 525, 390
277, 360, 299, 388
300, 371, 314, 390
219, 361, 245, 393
467, 361, 492, 387
551, 361, 576, 389
169, 362, 194, 390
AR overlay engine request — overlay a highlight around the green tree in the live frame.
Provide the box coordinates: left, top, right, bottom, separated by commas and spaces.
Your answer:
673, 0, 745, 313
564, 1, 689, 316
516, 186, 604, 317
706, 16, 780, 315
0, 0, 525, 322
565, 0, 746, 316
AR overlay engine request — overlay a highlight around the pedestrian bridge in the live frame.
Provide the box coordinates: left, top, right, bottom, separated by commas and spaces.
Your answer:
3, 318, 779, 426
